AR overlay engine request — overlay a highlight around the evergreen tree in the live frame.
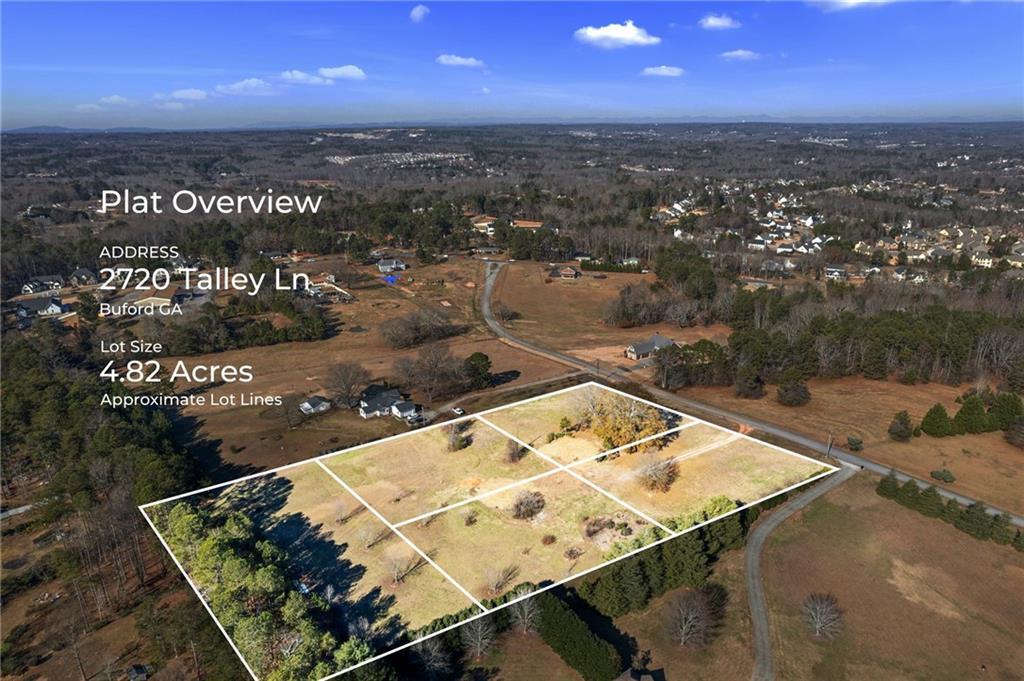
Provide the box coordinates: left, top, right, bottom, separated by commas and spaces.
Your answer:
918, 486, 944, 517
920, 403, 953, 437
954, 503, 993, 540
876, 470, 900, 498
895, 480, 921, 510
989, 513, 1014, 545
988, 392, 1023, 430
776, 370, 811, 407
954, 395, 992, 434
662, 533, 710, 589
1013, 530, 1024, 553
887, 411, 914, 442
1005, 418, 1024, 449
699, 498, 746, 554
638, 546, 667, 597
1008, 362, 1024, 394
463, 352, 492, 390
734, 367, 765, 399
617, 558, 650, 613
940, 498, 963, 524
861, 341, 889, 380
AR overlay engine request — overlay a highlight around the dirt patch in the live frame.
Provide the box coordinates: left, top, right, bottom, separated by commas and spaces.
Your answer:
886, 559, 964, 621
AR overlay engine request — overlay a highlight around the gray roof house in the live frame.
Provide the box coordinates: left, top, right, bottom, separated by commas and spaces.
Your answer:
377, 259, 407, 273
359, 385, 403, 418
299, 395, 332, 416
624, 333, 675, 361
16, 297, 63, 318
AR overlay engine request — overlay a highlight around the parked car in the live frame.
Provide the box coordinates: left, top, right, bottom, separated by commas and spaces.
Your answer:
451, 407, 466, 416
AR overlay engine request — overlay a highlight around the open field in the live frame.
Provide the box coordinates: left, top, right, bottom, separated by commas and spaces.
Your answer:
492, 261, 731, 354
483, 383, 686, 464
683, 378, 1024, 514
574, 424, 828, 523
402, 472, 658, 602
177, 463, 476, 634
321, 417, 557, 525
472, 629, 584, 681
763, 472, 1024, 680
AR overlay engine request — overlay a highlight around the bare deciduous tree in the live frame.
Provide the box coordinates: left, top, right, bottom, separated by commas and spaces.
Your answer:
385, 551, 427, 585
459, 616, 495, 660
508, 585, 539, 634
802, 592, 842, 640
325, 362, 371, 407
669, 590, 712, 647
504, 439, 525, 463
485, 565, 520, 596
637, 456, 678, 493
414, 636, 450, 679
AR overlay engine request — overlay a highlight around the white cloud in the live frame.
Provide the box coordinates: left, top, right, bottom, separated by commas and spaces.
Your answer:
410, 4, 430, 22
437, 54, 486, 68
479, 87, 492, 95
641, 65, 685, 77
699, 14, 741, 30
574, 20, 661, 49
720, 49, 761, 61
73, 103, 101, 113
171, 88, 207, 100
155, 102, 186, 111
215, 78, 275, 96
317, 65, 367, 80
281, 69, 333, 85
99, 94, 131, 105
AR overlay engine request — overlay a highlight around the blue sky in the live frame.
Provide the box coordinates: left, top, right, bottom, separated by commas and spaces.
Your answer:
2, 1, 1022, 128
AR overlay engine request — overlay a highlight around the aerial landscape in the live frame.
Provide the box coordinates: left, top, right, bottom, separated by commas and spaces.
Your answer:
1, 2, 1023, 681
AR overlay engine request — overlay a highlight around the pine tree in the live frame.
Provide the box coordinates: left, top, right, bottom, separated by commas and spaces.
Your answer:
587, 571, 630, 617
895, 480, 921, 510
617, 558, 650, 613
989, 513, 1014, 545
639, 545, 667, 597
940, 498, 963, 524
954, 503, 993, 540
920, 403, 953, 437
1013, 530, 1024, 553
887, 411, 914, 442
918, 486, 944, 517
989, 392, 1022, 430
876, 470, 900, 498
662, 533, 710, 589
954, 395, 991, 434
862, 341, 888, 380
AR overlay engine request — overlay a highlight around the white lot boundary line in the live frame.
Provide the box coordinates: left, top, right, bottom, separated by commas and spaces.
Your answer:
321, 464, 841, 681
593, 381, 841, 475
476, 415, 674, 535
392, 420, 702, 529
137, 508, 262, 681
313, 459, 487, 613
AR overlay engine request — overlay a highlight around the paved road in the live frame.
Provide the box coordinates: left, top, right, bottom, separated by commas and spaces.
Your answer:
481, 262, 1024, 527
745, 464, 859, 681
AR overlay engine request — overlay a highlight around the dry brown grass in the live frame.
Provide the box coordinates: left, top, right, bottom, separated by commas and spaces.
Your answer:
684, 377, 1024, 514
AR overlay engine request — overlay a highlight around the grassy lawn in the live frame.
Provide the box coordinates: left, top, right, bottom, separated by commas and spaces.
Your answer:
574, 424, 829, 523
207, 463, 475, 633
763, 472, 1024, 681
470, 630, 583, 681
402, 472, 657, 602
321, 418, 557, 525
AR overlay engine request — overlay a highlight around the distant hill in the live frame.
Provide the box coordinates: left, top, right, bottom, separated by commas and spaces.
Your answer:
3, 125, 167, 134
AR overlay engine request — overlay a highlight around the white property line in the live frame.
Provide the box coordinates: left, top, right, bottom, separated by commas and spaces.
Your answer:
319, 464, 842, 681
313, 459, 487, 613
138, 380, 841, 680
476, 415, 675, 535
392, 420, 702, 529
138, 508, 261, 681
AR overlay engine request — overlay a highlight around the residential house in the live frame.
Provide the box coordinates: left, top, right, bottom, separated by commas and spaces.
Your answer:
824, 266, 848, 281
377, 259, 407, 273
134, 287, 191, 308
511, 219, 545, 231
548, 265, 581, 280
391, 400, 419, 420
359, 385, 402, 418
299, 396, 332, 415
16, 297, 63, 318
69, 268, 98, 286
624, 334, 675, 361
21, 275, 64, 295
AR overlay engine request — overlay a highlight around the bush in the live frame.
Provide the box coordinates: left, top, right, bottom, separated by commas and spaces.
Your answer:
734, 368, 765, 399
536, 592, 625, 681
930, 469, 956, 483
776, 379, 811, 407
379, 310, 461, 348
887, 411, 914, 442
846, 436, 863, 452
876, 470, 900, 499
637, 457, 678, 493
954, 395, 994, 434
511, 491, 545, 519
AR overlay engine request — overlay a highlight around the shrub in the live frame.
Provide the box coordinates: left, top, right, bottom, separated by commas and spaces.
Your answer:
876, 470, 900, 498
734, 368, 765, 399
846, 436, 863, 452
930, 469, 956, 483
541, 534, 556, 545
954, 395, 993, 434
637, 457, 678, 493
776, 374, 811, 406
511, 491, 545, 520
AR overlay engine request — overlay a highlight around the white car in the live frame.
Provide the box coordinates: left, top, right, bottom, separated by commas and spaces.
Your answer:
451, 407, 466, 416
